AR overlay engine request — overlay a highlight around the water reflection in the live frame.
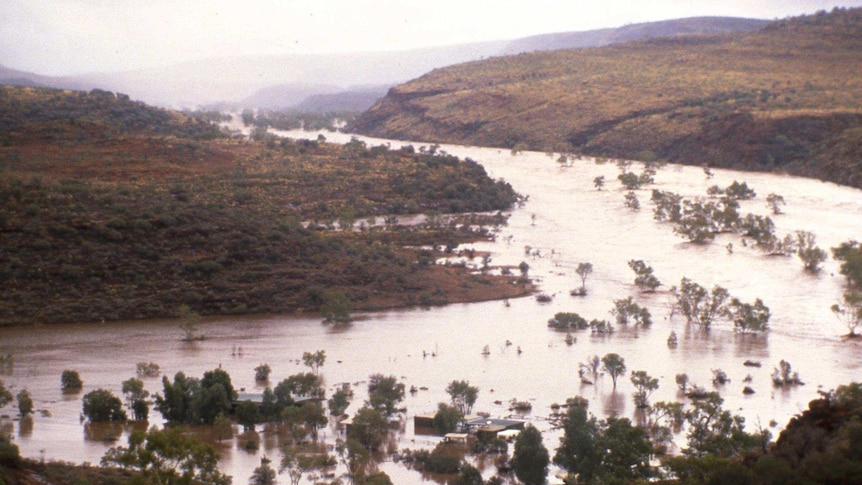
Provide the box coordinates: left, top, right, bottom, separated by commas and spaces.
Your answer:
18, 416, 33, 437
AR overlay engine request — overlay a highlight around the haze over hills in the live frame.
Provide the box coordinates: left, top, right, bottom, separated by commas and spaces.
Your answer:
1, 16, 769, 110
353, 8, 862, 189
499, 16, 769, 55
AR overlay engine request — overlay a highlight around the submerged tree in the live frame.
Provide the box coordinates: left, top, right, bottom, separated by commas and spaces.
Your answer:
302, 350, 326, 375
766, 193, 786, 215
624, 191, 640, 211
832, 240, 862, 287
575, 262, 593, 293
831, 292, 862, 337
446, 380, 479, 415
0, 380, 14, 410
593, 175, 605, 190
321, 290, 352, 324
177, 304, 203, 341
102, 426, 231, 485
16, 389, 33, 417
601, 353, 627, 389
796, 231, 828, 272
628, 259, 661, 292
512, 424, 549, 485
772, 360, 803, 387
611, 297, 652, 326
631, 370, 659, 408
280, 444, 336, 485
82, 389, 127, 423
366, 374, 405, 417
675, 278, 730, 328
727, 297, 771, 334
61, 369, 83, 392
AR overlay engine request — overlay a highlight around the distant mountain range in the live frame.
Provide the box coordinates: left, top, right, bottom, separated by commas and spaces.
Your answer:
1, 16, 769, 111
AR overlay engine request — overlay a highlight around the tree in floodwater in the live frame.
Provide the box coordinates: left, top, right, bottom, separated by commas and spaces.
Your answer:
82, 389, 127, 422
593, 175, 605, 190
796, 231, 828, 272
766, 193, 786, 214
601, 353, 627, 389
321, 290, 352, 324
680, 392, 767, 458
628, 259, 661, 292
446, 380, 479, 415
512, 424, 549, 485
0, 380, 11, 410
832, 240, 862, 287
631, 370, 659, 408
61, 369, 83, 393
177, 304, 203, 341
366, 374, 405, 417
302, 350, 326, 375
101, 426, 231, 485
255, 363, 272, 383
280, 444, 336, 485
651, 189, 683, 223
831, 292, 862, 337
611, 297, 652, 326
249, 456, 277, 485
727, 297, 771, 334
121, 377, 150, 421
675, 278, 730, 328
16, 389, 33, 417
574, 262, 593, 295
624, 191, 640, 211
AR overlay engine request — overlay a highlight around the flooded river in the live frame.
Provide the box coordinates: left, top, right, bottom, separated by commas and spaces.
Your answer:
2, 130, 861, 483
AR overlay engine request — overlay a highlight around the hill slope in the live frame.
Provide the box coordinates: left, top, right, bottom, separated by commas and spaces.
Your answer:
499, 16, 768, 54
0, 86, 526, 326
2, 17, 770, 109
353, 8, 862, 188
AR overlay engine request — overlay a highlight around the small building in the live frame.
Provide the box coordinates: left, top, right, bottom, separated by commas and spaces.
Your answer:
413, 413, 436, 430
465, 416, 526, 441
443, 432, 469, 444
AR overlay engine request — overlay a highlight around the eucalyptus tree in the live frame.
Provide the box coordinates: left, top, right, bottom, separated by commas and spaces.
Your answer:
601, 353, 627, 389
628, 259, 661, 292
446, 380, 479, 415
675, 278, 729, 328
512, 424, 549, 485
766, 193, 786, 214
796, 231, 828, 272
630, 370, 659, 408
574, 262, 593, 295
727, 297, 771, 334
831, 292, 862, 337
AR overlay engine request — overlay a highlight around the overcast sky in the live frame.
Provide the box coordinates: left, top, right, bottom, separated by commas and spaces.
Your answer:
3, 0, 861, 76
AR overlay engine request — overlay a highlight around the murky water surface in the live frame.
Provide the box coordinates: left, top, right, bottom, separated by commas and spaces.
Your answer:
2, 130, 861, 483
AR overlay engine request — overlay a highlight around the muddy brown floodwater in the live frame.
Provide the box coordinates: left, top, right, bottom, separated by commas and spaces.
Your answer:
2, 130, 861, 483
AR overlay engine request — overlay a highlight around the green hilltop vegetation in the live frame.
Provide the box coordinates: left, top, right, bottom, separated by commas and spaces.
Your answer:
0, 85, 526, 326
353, 8, 862, 188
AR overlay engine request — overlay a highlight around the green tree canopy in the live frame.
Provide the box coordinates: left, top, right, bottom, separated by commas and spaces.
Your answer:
102, 426, 231, 485
601, 353, 627, 389
82, 389, 127, 422
366, 374, 405, 417
512, 424, 549, 485
446, 380, 479, 415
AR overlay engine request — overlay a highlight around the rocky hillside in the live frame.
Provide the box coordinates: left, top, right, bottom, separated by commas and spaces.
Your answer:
353, 8, 862, 188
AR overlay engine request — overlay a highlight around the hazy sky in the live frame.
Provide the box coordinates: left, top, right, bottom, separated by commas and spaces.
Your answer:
3, 0, 861, 76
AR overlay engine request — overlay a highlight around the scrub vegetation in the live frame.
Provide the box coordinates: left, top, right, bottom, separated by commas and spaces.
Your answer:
0, 86, 527, 326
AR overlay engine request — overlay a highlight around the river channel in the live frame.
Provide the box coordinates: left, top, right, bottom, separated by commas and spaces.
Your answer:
2, 130, 861, 483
